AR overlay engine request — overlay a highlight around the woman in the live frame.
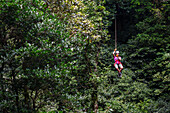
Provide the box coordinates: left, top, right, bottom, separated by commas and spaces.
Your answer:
113, 49, 123, 77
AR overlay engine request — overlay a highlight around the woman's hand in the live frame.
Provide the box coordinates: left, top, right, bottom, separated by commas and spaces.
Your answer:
114, 48, 117, 51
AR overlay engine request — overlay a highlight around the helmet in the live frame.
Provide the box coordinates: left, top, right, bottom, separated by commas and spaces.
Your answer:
116, 51, 119, 54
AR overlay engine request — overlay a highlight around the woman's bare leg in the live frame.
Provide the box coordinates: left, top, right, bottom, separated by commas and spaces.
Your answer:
114, 63, 120, 73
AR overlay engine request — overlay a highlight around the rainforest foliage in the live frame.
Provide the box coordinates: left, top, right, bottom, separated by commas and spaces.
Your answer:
0, 0, 169, 112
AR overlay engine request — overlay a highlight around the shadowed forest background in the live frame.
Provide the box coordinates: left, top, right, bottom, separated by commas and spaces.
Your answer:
0, 0, 169, 112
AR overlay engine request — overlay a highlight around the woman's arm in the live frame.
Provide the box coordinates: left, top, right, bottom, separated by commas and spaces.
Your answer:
112, 49, 117, 57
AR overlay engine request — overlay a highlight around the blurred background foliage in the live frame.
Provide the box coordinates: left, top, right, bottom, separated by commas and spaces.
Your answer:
0, 0, 169, 112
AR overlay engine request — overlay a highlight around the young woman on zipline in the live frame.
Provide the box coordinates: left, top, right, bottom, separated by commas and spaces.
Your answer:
113, 48, 123, 77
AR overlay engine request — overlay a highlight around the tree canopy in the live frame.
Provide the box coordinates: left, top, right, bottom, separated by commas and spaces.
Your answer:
0, 0, 169, 112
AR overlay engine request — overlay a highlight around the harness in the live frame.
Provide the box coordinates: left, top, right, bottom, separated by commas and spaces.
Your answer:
114, 56, 121, 64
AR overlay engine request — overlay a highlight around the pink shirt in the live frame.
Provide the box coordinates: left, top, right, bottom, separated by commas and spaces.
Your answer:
114, 56, 121, 64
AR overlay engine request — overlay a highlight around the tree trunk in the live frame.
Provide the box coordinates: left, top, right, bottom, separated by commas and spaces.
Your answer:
91, 84, 98, 113
24, 84, 30, 110
91, 46, 99, 113
12, 69, 19, 112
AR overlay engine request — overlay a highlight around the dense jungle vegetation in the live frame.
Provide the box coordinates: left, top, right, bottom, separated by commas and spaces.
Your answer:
0, 0, 169, 112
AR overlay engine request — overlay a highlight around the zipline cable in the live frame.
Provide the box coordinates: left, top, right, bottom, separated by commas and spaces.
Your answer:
115, 14, 117, 49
